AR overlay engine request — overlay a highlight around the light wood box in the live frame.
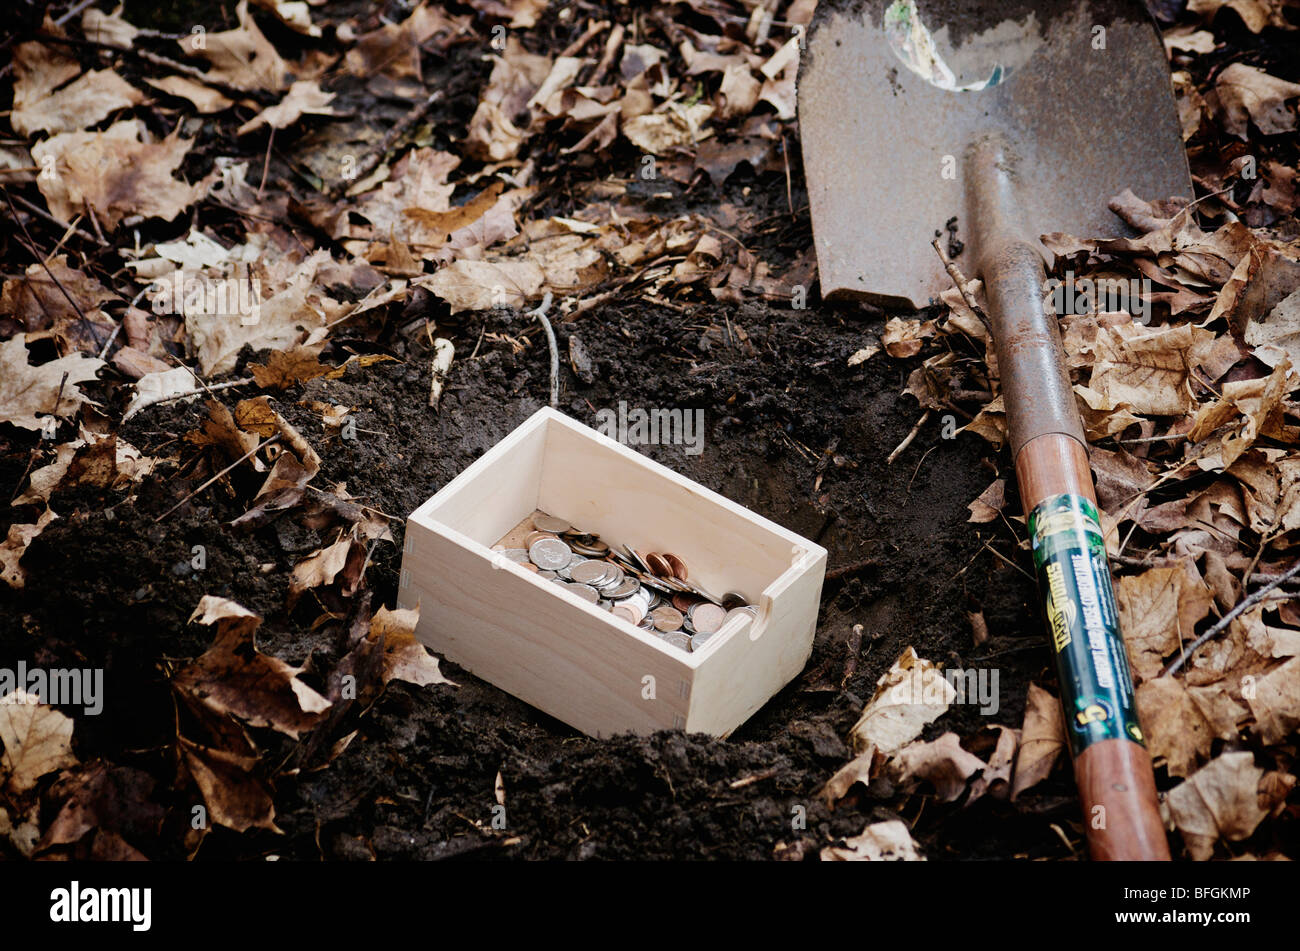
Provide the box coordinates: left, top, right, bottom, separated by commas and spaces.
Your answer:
397, 407, 827, 738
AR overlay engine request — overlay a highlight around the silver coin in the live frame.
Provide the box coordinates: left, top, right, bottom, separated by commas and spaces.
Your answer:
564, 582, 600, 603
571, 561, 614, 586
529, 537, 573, 571
607, 579, 640, 599
501, 548, 530, 563
612, 597, 645, 624
723, 606, 757, 629
532, 514, 572, 534
594, 564, 625, 589
659, 630, 690, 651
691, 602, 727, 635
722, 591, 750, 610
538, 570, 558, 579
690, 630, 715, 651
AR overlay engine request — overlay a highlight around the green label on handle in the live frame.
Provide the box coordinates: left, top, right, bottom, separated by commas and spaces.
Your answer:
1027, 493, 1144, 756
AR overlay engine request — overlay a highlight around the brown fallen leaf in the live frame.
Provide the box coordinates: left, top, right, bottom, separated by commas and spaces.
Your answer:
173, 596, 331, 739
1166, 751, 1268, 859
178, 735, 279, 833
0, 335, 103, 432
32, 120, 215, 230
1011, 683, 1066, 799
419, 259, 545, 312
176, 0, 289, 92
0, 691, 78, 794
0, 510, 58, 589
1115, 560, 1214, 681
886, 731, 986, 802
369, 605, 454, 688
289, 532, 365, 604
821, 820, 924, 861
249, 344, 330, 389
237, 79, 336, 135
37, 760, 163, 859
1246, 656, 1300, 743
11, 63, 143, 137
1136, 675, 1215, 778
967, 478, 1006, 524
847, 647, 955, 755
623, 103, 714, 154
820, 748, 877, 806
1213, 62, 1300, 139
143, 75, 235, 113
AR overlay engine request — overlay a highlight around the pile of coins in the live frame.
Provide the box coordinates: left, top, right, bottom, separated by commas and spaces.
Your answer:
493, 514, 757, 652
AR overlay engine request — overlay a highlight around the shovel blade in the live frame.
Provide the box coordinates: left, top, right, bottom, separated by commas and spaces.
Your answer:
798, 0, 1192, 308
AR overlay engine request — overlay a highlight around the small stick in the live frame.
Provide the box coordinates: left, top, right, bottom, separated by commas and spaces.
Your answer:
887, 409, 931, 464
931, 237, 992, 335
559, 19, 608, 58
330, 90, 444, 197
529, 291, 559, 408
841, 623, 865, 687
155, 434, 279, 523
8, 193, 104, 246
1161, 558, 1300, 676
728, 766, 779, 790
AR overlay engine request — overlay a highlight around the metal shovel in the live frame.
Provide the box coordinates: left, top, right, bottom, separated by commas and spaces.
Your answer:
799, 0, 1192, 860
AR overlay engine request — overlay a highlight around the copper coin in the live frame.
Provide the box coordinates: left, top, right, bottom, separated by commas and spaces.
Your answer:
663, 553, 688, 580
691, 602, 727, 635
524, 530, 558, 548
650, 606, 684, 632
646, 553, 672, 577
671, 593, 700, 613
612, 605, 639, 625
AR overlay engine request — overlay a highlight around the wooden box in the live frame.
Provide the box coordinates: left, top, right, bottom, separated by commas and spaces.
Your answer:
397, 407, 827, 738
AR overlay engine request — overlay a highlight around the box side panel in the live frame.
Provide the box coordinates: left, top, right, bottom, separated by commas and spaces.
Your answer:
419, 414, 547, 546
399, 520, 694, 737
536, 420, 794, 604
684, 549, 827, 736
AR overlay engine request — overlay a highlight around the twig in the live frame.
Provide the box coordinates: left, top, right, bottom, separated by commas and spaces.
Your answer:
887, 409, 931, 464
8, 193, 105, 247
1161, 558, 1300, 676
125, 376, 253, 421
155, 434, 279, 523
931, 237, 992, 335
330, 90, 444, 197
529, 291, 559, 408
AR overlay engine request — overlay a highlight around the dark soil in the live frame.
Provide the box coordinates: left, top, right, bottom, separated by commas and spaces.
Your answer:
1, 0, 1229, 862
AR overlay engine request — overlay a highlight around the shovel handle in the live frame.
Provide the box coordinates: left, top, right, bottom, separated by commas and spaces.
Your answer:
1016, 434, 1170, 861
968, 135, 1169, 860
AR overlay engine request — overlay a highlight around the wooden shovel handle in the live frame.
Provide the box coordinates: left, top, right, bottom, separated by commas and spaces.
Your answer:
1017, 434, 1170, 861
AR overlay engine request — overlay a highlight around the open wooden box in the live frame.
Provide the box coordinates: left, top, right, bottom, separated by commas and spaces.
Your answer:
398, 407, 827, 738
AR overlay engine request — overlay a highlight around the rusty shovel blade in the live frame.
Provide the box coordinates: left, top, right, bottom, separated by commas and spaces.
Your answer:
798, 0, 1192, 309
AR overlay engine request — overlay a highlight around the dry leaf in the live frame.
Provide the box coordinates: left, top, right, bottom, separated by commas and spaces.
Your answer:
0, 335, 102, 432
32, 120, 214, 230
821, 820, 924, 861
1011, 683, 1066, 799
419, 259, 545, 312
177, 0, 289, 92
1213, 63, 1300, 139
848, 647, 955, 755
886, 731, 985, 802
0, 692, 78, 794
1166, 751, 1268, 859
370, 605, 454, 688
1115, 560, 1214, 681
237, 79, 336, 135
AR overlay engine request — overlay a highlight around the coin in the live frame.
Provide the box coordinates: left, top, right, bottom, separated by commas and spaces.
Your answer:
645, 552, 672, 577
671, 593, 700, 613
533, 514, 571, 534
659, 630, 690, 651
663, 553, 688, 580
723, 606, 757, 629
564, 582, 600, 603
690, 631, 714, 652
721, 591, 749, 611
607, 579, 640, 599
691, 602, 727, 635
571, 561, 613, 586
529, 537, 573, 571
524, 530, 558, 548
650, 606, 684, 632
500, 548, 530, 563
612, 605, 639, 625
